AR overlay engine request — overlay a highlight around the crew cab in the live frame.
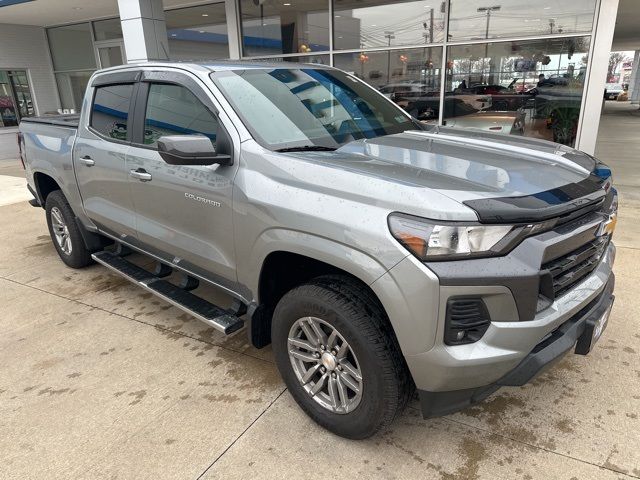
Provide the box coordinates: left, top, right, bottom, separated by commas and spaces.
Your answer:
18, 62, 617, 439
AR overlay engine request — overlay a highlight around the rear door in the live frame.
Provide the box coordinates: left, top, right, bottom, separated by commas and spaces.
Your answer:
125, 69, 239, 288
74, 71, 139, 239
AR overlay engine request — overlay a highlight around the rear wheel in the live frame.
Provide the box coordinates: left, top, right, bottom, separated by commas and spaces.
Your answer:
271, 275, 412, 439
45, 190, 93, 268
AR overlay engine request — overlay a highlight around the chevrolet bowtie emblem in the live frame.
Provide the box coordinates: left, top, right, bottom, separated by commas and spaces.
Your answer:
597, 211, 617, 237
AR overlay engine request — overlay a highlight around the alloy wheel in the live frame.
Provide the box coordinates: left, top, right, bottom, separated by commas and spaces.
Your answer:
50, 206, 72, 255
288, 316, 363, 414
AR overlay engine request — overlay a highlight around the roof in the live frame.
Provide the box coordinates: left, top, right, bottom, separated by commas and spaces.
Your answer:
96, 60, 334, 75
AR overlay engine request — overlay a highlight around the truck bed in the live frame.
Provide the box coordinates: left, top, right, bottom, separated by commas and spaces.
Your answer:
20, 114, 80, 129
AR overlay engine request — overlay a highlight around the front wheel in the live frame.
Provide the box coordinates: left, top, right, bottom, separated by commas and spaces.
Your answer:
45, 190, 93, 268
271, 275, 412, 439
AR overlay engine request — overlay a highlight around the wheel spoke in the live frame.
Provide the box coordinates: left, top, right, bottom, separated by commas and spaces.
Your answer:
307, 317, 327, 346
51, 209, 64, 226
300, 321, 319, 347
288, 337, 316, 351
301, 364, 320, 385
335, 375, 349, 409
339, 370, 360, 394
340, 360, 362, 381
336, 340, 349, 360
328, 375, 339, 409
289, 349, 317, 363
310, 373, 328, 396
326, 329, 337, 350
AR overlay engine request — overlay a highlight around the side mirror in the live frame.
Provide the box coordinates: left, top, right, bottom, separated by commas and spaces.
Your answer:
157, 134, 232, 166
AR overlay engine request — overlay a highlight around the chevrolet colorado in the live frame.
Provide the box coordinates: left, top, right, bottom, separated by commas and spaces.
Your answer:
18, 62, 617, 439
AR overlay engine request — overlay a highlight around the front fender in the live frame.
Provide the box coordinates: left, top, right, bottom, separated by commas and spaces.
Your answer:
242, 228, 392, 296
242, 228, 440, 361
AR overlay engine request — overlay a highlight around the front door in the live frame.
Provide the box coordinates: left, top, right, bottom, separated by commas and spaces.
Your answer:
126, 78, 238, 286
74, 81, 137, 239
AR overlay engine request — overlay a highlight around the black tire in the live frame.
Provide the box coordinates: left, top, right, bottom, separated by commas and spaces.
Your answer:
272, 275, 412, 439
45, 190, 93, 269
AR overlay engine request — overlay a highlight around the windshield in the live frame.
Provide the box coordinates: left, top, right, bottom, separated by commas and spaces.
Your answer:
210, 68, 417, 150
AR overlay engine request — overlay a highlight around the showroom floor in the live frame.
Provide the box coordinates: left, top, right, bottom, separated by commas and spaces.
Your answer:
0, 102, 639, 480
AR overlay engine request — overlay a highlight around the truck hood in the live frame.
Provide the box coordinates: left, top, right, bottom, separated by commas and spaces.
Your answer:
280, 127, 608, 223
262, 127, 605, 223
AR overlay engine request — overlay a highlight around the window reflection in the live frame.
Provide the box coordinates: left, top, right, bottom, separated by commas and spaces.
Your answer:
333, 0, 445, 50
444, 37, 590, 146
334, 47, 441, 122
448, 0, 597, 41
240, 0, 330, 57
166, 4, 230, 60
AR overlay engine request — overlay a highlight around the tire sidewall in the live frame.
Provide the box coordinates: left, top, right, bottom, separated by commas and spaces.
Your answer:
45, 191, 90, 268
272, 288, 390, 439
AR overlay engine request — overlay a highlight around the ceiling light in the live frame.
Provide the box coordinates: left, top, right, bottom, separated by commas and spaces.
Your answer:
283, 3, 291, 5
202, 13, 209, 16
372, 24, 377, 26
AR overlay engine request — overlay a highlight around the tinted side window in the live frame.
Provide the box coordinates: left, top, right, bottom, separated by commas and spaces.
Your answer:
90, 84, 134, 140
143, 83, 218, 147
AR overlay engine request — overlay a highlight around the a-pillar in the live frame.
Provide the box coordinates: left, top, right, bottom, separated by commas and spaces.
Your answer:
117, 0, 169, 63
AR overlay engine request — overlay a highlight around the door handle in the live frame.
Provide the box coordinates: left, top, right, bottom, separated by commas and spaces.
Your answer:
129, 168, 152, 182
78, 156, 95, 167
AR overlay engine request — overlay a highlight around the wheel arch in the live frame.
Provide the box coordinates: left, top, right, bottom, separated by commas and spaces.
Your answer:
33, 171, 62, 207
247, 230, 398, 349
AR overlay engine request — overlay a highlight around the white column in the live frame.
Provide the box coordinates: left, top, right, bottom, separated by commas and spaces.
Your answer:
224, 0, 241, 59
117, 0, 169, 63
629, 50, 640, 104
575, 0, 619, 155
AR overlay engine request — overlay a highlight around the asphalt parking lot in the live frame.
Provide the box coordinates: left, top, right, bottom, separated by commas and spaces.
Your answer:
1, 102, 639, 479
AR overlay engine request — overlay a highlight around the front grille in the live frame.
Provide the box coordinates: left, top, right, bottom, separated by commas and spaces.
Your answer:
542, 235, 610, 298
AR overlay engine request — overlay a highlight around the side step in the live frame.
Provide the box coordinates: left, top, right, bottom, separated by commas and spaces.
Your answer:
92, 251, 244, 335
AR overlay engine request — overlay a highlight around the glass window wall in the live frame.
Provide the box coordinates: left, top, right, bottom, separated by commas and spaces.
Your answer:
333, 0, 445, 50
47, 23, 96, 72
334, 47, 441, 122
240, 0, 330, 57
0, 70, 35, 127
444, 36, 590, 146
93, 18, 123, 41
448, 0, 597, 42
55, 71, 94, 113
166, 3, 230, 61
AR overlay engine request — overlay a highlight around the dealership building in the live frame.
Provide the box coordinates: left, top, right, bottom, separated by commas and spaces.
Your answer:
0, 0, 638, 159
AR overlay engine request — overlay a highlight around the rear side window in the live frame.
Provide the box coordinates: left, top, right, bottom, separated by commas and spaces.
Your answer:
90, 84, 134, 140
143, 83, 218, 147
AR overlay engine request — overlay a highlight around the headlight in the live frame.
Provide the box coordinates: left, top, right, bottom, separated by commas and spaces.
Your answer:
388, 213, 523, 260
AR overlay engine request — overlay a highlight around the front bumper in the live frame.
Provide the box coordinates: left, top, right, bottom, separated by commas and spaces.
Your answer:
417, 273, 615, 417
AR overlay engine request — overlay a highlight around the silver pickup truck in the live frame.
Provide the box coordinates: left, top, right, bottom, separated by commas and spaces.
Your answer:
18, 61, 617, 439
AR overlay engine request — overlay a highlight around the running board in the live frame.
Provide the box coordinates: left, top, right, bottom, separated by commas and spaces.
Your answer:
92, 251, 244, 335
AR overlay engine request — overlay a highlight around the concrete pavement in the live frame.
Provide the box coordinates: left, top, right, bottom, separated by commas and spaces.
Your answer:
0, 104, 639, 479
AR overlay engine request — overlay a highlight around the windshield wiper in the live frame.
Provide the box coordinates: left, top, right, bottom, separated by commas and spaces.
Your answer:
275, 145, 337, 152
